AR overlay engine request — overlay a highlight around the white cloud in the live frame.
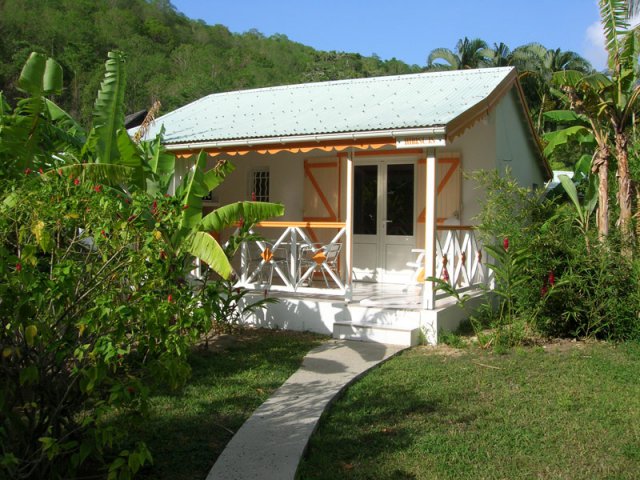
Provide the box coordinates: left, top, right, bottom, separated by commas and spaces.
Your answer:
583, 7, 640, 72
583, 20, 607, 70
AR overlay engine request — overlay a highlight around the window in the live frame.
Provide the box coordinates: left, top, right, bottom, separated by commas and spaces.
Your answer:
250, 168, 270, 201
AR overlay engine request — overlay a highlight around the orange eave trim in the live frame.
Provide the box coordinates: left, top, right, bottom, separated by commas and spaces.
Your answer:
172, 137, 397, 158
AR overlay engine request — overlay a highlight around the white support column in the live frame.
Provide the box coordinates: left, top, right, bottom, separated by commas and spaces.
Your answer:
423, 148, 437, 309
345, 152, 354, 302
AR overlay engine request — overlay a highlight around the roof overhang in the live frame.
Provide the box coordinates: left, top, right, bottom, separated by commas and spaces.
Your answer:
165, 126, 447, 156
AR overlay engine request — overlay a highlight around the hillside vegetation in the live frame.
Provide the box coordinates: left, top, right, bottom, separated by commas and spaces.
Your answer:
0, 0, 421, 124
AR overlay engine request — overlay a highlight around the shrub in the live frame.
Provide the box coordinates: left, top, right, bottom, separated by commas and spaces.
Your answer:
473, 169, 640, 343
0, 175, 208, 478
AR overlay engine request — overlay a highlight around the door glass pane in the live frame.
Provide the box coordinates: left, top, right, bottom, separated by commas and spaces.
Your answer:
386, 164, 414, 236
354, 165, 377, 235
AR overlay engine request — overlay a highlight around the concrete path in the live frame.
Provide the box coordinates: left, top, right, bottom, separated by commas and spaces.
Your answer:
206, 340, 407, 480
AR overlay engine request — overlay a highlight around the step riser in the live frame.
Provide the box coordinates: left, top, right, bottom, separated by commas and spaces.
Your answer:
333, 324, 420, 346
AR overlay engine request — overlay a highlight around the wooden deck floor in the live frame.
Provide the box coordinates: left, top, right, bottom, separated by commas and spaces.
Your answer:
262, 281, 460, 310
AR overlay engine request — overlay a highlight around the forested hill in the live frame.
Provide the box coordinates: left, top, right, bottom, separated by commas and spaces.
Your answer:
0, 0, 421, 125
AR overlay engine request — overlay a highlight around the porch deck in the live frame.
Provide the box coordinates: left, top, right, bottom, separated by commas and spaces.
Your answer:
242, 281, 486, 346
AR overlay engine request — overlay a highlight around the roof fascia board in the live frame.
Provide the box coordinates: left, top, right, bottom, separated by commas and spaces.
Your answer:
164, 127, 447, 152
445, 68, 552, 181
445, 69, 517, 141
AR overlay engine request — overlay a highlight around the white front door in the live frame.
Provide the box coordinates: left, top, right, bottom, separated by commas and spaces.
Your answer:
352, 158, 416, 283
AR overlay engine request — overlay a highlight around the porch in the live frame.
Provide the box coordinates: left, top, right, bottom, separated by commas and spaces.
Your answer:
231, 222, 490, 345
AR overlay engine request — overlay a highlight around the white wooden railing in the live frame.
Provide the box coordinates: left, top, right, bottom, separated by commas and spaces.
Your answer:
231, 221, 347, 296
410, 226, 491, 300
435, 226, 490, 296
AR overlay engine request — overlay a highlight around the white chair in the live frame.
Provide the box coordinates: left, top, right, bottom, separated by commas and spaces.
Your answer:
298, 242, 342, 288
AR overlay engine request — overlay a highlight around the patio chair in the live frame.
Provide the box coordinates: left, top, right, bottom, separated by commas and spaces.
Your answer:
298, 242, 342, 288
245, 241, 288, 286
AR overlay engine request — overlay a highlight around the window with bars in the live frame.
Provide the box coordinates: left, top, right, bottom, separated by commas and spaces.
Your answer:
250, 168, 270, 202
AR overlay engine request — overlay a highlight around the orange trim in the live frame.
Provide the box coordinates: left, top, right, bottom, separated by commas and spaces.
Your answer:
338, 156, 342, 222
306, 227, 320, 243
437, 225, 475, 231
306, 161, 338, 168
352, 148, 424, 157
255, 221, 346, 228
304, 161, 337, 220
172, 138, 397, 158
417, 157, 460, 224
437, 158, 460, 195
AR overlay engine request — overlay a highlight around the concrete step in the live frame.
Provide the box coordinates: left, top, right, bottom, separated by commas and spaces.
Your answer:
333, 321, 421, 346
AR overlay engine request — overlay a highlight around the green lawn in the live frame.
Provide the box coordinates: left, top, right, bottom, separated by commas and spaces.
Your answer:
113, 329, 325, 480
298, 342, 640, 480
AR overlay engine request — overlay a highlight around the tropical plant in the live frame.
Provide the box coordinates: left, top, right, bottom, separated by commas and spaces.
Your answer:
511, 43, 593, 134
486, 42, 513, 67
551, 0, 640, 246
0, 50, 285, 479
427, 37, 493, 70
542, 104, 611, 240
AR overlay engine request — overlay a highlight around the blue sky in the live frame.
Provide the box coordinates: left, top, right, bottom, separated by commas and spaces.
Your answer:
171, 0, 608, 70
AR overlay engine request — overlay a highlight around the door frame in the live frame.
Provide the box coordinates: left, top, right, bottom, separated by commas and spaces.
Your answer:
352, 155, 418, 283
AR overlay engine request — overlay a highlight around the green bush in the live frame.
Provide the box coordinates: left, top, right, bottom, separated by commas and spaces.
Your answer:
473, 170, 640, 343
0, 175, 208, 478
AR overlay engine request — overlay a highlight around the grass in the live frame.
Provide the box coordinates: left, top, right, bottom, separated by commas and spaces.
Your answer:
298, 341, 640, 480
112, 329, 325, 479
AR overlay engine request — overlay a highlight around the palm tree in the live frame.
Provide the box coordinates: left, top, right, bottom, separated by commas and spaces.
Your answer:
598, 0, 640, 243
427, 37, 493, 70
486, 42, 513, 67
551, 0, 640, 244
512, 43, 593, 134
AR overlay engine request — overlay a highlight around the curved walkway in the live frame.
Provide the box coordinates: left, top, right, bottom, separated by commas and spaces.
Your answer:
206, 340, 407, 480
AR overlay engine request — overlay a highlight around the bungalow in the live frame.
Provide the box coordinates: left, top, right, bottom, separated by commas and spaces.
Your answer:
141, 67, 550, 345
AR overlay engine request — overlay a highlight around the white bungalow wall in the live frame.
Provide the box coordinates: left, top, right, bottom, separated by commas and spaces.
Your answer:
495, 89, 546, 189
209, 150, 305, 221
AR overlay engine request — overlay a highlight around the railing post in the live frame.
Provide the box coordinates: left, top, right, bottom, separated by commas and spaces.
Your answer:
240, 240, 249, 285
345, 152, 354, 302
423, 149, 437, 310
290, 227, 298, 289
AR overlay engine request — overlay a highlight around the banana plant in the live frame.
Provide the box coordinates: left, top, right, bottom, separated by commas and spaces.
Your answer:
0, 52, 64, 178
173, 151, 284, 279
558, 174, 598, 248
2, 51, 284, 279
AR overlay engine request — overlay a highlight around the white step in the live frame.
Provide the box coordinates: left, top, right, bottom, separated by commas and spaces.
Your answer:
333, 321, 421, 346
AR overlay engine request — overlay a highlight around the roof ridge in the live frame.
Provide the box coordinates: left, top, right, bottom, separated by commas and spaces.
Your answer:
204, 66, 515, 97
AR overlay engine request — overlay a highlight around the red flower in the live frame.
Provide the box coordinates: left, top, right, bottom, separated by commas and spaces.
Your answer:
167, 294, 173, 303
101, 229, 107, 238
541, 285, 548, 297
548, 270, 555, 286
15, 263, 22, 273
73, 178, 80, 186
38, 168, 44, 175
24, 168, 32, 175
151, 200, 158, 214
503, 237, 509, 251
182, 204, 189, 210
93, 185, 102, 193
251, 191, 257, 201
238, 217, 245, 227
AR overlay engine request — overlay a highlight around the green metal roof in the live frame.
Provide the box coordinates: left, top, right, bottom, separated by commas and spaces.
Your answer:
139, 67, 517, 145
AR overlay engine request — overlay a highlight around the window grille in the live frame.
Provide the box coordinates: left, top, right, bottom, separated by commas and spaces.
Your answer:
250, 168, 270, 202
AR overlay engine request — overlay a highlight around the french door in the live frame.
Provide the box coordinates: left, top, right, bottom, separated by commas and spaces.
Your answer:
352, 158, 416, 283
